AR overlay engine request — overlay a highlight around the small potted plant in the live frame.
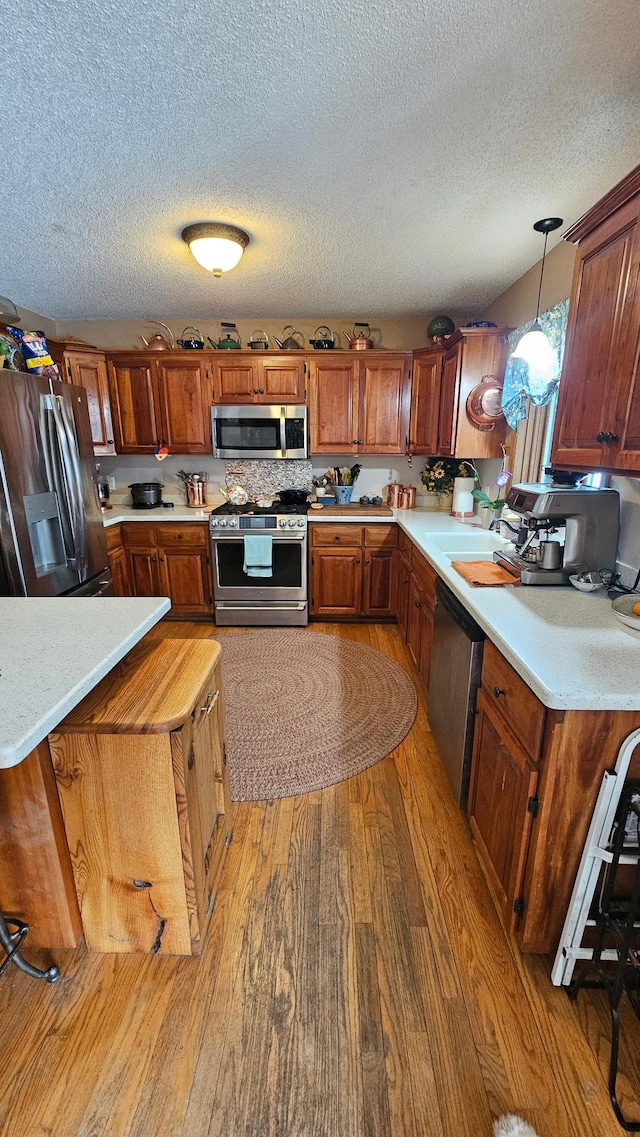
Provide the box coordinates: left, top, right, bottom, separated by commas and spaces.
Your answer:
472, 486, 506, 528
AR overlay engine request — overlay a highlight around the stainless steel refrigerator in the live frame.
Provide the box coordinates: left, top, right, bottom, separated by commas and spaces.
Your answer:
0, 372, 113, 597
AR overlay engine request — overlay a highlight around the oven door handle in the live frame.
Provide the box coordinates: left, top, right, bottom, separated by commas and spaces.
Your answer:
280, 406, 287, 458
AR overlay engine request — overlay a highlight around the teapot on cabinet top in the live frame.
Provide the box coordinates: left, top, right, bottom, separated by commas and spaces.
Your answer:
139, 321, 175, 350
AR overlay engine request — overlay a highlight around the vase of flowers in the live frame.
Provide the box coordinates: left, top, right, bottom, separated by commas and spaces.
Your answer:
473, 486, 506, 528
421, 458, 475, 510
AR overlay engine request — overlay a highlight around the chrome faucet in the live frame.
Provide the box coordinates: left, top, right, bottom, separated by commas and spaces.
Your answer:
489, 517, 520, 537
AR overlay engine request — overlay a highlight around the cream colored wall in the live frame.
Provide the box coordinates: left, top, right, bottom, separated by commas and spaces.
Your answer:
481, 241, 576, 327
54, 315, 431, 351
11, 304, 58, 339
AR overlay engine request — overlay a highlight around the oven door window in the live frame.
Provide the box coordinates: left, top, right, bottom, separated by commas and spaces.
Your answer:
215, 540, 302, 589
214, 416, 281, 453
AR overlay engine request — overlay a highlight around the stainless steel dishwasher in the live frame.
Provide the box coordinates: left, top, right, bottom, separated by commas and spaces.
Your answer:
427, 578, 485, 808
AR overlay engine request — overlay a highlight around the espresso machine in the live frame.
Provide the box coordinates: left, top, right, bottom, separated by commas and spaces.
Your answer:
493, 482, 620, 585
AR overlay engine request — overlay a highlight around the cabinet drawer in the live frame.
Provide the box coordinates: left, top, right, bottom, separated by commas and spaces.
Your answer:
156, 523, 208, 548
364, 524, 398, 548
398, 528, 413, 557
311, 524, 363, 547
410, 546, 437, 597
481, 641, 546, 762
122, 522, 156, 548
104, 524, 123, 553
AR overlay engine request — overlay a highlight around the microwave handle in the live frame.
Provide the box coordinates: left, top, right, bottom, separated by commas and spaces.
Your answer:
280, 406, 287, 458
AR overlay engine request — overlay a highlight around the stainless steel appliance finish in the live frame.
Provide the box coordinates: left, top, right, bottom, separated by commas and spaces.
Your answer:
0, 372, 110, 597
210, 502, 308, 625
428, 579, 484, 809
211, 404, 308, 460
493, 482, 620, 585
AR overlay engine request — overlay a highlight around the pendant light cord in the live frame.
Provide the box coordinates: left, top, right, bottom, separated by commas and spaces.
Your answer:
535, 231, 549, 322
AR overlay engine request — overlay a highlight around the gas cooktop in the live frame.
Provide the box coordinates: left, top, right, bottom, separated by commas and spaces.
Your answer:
211, 501, 310, 516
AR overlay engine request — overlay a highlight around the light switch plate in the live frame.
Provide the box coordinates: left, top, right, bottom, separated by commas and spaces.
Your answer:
108, 476, 116, 491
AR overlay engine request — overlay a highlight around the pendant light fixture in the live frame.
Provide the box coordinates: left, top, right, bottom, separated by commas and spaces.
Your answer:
181, 223, 250, 277
511, 217, 563, 375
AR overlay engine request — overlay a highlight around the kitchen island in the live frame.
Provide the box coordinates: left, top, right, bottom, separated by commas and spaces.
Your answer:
0, 595, 170, 948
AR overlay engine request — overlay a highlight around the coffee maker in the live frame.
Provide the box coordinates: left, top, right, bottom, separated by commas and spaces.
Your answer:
492, 482, 620, 585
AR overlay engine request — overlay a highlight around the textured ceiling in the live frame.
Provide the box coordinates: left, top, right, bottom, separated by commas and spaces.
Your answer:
3, 0, 640, 322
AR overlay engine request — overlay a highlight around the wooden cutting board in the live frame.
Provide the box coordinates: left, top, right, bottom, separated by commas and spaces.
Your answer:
311, 504, 393, 516
452, 560, 520, 587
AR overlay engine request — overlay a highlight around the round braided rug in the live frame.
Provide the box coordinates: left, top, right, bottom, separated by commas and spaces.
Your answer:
217, 630, 418, 801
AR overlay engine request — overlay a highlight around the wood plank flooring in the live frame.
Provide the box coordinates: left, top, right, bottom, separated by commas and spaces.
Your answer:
0, 620, 637, 1136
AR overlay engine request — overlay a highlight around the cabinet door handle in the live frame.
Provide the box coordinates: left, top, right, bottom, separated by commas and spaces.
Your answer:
107, 438, 114, 445
352, 439, 359, 445
200, 690, 219, 714
597, 430, 619, 444
364, 558, 370, 564
356, 559, 361, 564
178, 533, 183, 539
493, 686, 506, 697
159, 556, 165, 562
188, 748, 195, 771
334, 535, 341, 541
259, 388, 264, 394
415, 600, 422, 608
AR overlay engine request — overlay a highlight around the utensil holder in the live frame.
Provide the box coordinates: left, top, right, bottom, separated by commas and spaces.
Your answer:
334, 486, 354, 505
186, 482, 207, 508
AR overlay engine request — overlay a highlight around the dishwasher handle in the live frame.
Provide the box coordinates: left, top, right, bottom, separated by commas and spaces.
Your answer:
435, 578, 485, 642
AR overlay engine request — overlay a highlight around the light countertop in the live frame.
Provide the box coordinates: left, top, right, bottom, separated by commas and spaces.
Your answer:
99, 504, 640, 711
0, 597, 170, 768
393, 509, 640, 713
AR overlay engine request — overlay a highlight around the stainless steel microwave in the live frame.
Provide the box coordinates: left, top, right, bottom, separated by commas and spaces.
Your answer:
211, 404, 308, 460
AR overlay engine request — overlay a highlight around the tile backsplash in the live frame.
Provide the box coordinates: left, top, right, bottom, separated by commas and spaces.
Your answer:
223, 460, 313, 499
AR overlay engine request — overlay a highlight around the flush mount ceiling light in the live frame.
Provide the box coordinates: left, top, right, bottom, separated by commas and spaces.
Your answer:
181, 222, 250, 278
511, 217, 564, 373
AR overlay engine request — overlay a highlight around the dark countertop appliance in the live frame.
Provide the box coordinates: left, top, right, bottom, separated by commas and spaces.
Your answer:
129, 482, 164, 508
428, 579, 485, 808
493, 482, 620, 585
0, 372, 112, 597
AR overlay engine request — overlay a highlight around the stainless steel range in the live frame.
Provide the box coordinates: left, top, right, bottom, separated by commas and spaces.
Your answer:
209, 502, 308, 625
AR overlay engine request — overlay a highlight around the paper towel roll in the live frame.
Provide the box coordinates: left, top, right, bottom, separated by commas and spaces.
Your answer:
451, 477, 475, 517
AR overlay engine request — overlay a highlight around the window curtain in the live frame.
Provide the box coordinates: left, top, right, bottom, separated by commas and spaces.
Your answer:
501, 298, 570, 430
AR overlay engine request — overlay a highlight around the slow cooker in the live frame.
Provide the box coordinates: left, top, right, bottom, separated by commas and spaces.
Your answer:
129, 482, 164, 508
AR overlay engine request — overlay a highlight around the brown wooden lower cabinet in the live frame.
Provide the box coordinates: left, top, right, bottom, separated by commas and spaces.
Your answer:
467, 640, 640, 953
121, 522, 213, 616
395, 540, 436, 692
310, 523, 397, 618
105, 523, 131, 595
49, 638, 233, 955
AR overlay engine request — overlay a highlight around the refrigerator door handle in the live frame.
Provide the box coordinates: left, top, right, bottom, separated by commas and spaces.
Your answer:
47, 394, 89, 577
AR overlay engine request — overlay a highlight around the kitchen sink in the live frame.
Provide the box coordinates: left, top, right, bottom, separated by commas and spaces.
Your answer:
427, 533, 507, 552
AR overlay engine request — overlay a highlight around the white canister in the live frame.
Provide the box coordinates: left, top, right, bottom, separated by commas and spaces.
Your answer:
451, 477, 475, 518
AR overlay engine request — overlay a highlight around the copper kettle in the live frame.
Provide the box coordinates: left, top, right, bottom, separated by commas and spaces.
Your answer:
139, 321, 175, 350
343, 322, 373, 350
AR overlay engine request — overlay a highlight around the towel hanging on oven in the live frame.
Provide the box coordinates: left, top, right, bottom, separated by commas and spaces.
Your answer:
243, 534, 273, 578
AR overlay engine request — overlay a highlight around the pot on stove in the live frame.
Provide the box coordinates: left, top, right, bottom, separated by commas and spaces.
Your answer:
277, 488, 311, 507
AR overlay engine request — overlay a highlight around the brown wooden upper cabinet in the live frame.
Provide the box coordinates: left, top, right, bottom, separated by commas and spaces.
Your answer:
107, 353, 212, 454
408, 346, 445, 456
212, 352, 306, 404
437, 328, 511, 459
54, 345, 116, 455
551, 166, 640, 474
308, 352, 411, 455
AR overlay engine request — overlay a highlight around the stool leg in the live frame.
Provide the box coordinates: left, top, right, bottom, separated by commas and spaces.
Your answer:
0, 911, 60, 983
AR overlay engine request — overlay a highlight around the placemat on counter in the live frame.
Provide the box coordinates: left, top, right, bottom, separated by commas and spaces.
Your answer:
452, 560, 520, 587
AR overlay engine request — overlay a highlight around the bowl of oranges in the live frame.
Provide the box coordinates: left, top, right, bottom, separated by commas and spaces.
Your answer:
611, 594, 640, 630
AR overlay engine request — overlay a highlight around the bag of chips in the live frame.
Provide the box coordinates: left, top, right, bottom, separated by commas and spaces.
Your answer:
6, 327, 60, 379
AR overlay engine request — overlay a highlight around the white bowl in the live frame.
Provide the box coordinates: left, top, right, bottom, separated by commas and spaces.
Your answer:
611, 594, 640, 630
569, 574, 604, 593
